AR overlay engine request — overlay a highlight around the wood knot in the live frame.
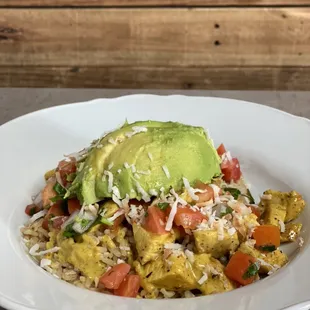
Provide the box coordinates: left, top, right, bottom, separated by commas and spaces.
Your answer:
0, 26, 22, 41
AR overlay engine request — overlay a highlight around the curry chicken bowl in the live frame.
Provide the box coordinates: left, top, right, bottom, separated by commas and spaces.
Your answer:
21, 121, 306, 299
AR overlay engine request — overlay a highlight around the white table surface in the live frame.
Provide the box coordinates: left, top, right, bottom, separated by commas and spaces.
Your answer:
0, 89, 309, 310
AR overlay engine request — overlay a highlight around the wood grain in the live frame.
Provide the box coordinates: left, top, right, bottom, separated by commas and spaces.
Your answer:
1, 66, 310, 90
1, 8, 310, 89
0, 8, 309, 67
1, 0, 310, 7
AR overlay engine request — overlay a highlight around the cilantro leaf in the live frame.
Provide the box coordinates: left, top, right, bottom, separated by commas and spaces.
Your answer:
29, 207, 37, 216
259, 245, 276, 252
243, 261, 259, 279
62, 223, 77, 238
245, 189, 255, 204
157, 202, 169, 210
53, 182, 67, 196
223, 187, 241, 200
50, 196, 62, 203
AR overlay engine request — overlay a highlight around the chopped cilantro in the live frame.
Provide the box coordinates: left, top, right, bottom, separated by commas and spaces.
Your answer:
63, 223, 76, 238
53, 182, 67, 196
245, 189, 255, 204
259, 245, 276, 252
101, 218, 113, 226
243, 261, 259, 279
80, 218, 90, 228
223, 187, 241, 200
157, 202, 169, 210
220, 206, 233, 217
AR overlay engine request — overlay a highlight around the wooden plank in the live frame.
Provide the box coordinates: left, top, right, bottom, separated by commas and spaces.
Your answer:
1, 66, 310, 90
0, 8, 309, 67
1, 0, 310, 7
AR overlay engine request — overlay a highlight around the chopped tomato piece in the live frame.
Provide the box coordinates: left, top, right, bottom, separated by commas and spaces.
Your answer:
57, 158, 77, 186
143, 206, 167, 234
42, 202, 65, 231
99, 263, 131, 289
114, 275, 140, 298
52, 216, 69, 229
225, 251, 258, 286
253, 225, 280, 251
174, 205, 205, 230
217, 143, 226, 156
68, 199, 81, 215
195, 181, 214, 203
25, 204, 41, 216
248, 205, 261, 218
221, 157, 241, 183
42, 178, 57, 207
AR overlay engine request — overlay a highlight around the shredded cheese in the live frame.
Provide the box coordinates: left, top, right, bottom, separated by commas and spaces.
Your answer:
108, 138, 117, 145
279, 220, 285, 233
107, 209, 125, 222
148, 152, 153, 161
185, 249, 195, 263
164, 243, 183, 250
160, 288, 175, 298
165, 198, 178, 231
112, 186, 121, 199
261, 194, 272, 200
149, 189, 158, 196
124, 162, 130, 169
104, 170, 113, 193
108, 162, 114, 170
217, 219, 224, 240
162, 165, 170, 179
117, 169, 122, 174
137, 170, 151, 175
182, 177, 199, 201
135, 181, 151, 202
28, 209, 47, 224
198, 272, 208, 285
131, 165, 136, 173
30, 245, 61, 256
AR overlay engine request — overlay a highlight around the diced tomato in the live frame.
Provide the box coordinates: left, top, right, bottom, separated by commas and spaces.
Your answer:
99, 263, 131, 289
224, 251, 257, 286
143, 206, 167, 234
253, 225, 280, 251
57, 158, 77, 186
221, 158, 242, 183
52, 216, 69, 229
195, 181, 215, 203
68, 199, 81, 215
25, 204, 41, 216
42, 178, 57, 207
114, 275, 140, 298
217, 143, 227, 156
248, 205, 261, 218
174, 205, 206, 230
42, 202, 65, 231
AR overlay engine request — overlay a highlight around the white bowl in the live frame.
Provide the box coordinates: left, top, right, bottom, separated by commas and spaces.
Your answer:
0, 95, 309, 310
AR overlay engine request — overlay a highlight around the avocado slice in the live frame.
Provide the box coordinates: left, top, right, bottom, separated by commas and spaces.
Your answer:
68, 121, 221, 204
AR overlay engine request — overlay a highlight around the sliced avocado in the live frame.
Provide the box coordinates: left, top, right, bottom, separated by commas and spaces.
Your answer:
68, 121, 221, 204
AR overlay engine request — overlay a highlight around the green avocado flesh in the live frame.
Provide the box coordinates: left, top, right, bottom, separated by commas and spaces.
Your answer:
68, 121, 221, 204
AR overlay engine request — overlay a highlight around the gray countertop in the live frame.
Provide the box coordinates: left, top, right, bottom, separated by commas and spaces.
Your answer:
1, 89, 310, 125
0, 89, 309, 310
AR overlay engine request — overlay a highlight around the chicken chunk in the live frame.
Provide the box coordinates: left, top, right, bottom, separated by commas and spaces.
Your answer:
134, 252, 197, 292
238, 242, 288, 274
194, 229, 239, 258
260, 190, 306, 223
133, 223, 175, 265
192, 253, 235, 295
280, 223, 302, 243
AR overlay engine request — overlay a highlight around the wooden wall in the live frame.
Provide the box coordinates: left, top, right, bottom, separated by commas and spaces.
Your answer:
0, 1, 309, 89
